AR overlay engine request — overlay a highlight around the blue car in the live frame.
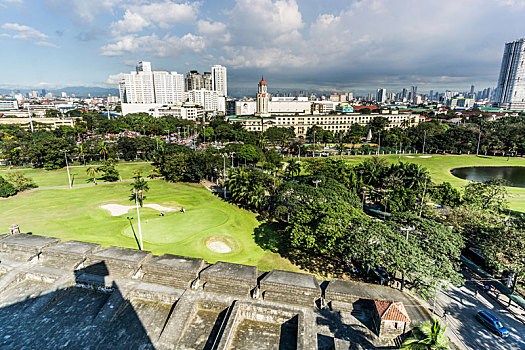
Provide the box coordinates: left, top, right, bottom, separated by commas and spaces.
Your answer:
475, 311, 509, 338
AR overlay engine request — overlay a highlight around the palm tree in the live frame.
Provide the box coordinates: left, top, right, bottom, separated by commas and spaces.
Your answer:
226, 167, 249, 204
86, 165, 98, 185
285, 159, 301, 178
98, 141, 108, 161
336, 141, 346, 157
130, 171, 149, 207
401, 318, 449, 350
247, 183, 266, 210
76, 143, 86, 166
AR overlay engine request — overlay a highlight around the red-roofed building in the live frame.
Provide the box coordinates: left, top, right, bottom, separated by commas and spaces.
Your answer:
352, 105, 380, 111
373, 300, 411, 338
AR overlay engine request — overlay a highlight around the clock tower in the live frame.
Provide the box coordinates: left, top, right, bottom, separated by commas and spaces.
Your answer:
256, 76, 270, 117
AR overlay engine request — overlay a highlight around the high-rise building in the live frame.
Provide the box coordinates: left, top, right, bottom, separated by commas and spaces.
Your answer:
119, 61, 182, 104
136, 61, 152, 73
411, 86, 418, 104
376, 88, 387, 103
203, 72, 212, 91
211, 65, 228, 96
186, 89, 218, 112
429, 90, 434, 102
256, 76, 270, 117
185, 71, 204, 91
495, 38, 525, 110
152, 71, 184, 104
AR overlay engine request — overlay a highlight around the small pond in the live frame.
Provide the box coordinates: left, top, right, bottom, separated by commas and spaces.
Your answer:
451, 166, 525, 188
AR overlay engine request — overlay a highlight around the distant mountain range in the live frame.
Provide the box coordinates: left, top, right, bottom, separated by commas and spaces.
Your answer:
0, 86, 119, 98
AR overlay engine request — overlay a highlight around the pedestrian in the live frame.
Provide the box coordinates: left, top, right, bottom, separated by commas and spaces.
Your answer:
475, 289, 479, 299
485, 284, 490, 293
443, 310, 447, 321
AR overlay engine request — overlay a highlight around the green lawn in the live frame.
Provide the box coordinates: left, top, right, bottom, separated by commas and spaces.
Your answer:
0, 180, 300, 273
0, 162, 153, 188
342, 154, 525, 212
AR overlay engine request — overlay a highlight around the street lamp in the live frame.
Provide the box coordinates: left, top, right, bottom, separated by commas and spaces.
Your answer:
313, 179, 322, 188
222, 154, 227, 199
399, 226, 416, 290
133, 188, 144, 250
62, 150, 72, 189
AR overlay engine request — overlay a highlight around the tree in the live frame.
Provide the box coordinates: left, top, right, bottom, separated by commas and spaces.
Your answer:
86, 166, 98, 185
479, 216, 525, 294
0, 176, 16, 197
370, 116, 389, 132
285, 159, 301, 178
76, 143, 86, 166
237, 144, 260, 165
355, 156, 389, 188
463, 179, 508, 212
117, 137, 138, 161
98, 141, 109, 161
401, 318, 449, 350
431, 182, 461, 207
130, 171, 149, 207
97, 159, 120, 182
387, 213, 464, 297
4, 172, 36, 191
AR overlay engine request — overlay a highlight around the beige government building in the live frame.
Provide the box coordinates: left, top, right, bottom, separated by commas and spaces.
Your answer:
227, 78, 422, 138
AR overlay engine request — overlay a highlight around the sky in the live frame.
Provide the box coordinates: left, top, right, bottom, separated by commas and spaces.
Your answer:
1, 0, 525, 93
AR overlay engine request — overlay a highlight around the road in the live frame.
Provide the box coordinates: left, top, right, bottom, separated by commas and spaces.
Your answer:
434, 269, 525, 350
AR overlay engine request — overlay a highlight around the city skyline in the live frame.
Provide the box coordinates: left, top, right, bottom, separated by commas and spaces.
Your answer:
1, 0, 525, 91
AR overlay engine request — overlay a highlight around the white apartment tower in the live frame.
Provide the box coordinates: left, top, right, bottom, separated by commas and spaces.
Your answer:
153, 71, 184, 104
119, 61, 184, 104
212, 65, 228, 97
256, 76, 270, 117
496, 38, 525, 110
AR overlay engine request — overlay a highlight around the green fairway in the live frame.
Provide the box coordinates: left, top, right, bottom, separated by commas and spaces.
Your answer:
0, 162, 153, 188
0, 180, 300, 272
343, 154, 525, 212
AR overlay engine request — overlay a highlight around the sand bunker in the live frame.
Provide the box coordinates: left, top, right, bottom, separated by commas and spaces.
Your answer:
101, 203, 178, 216
419, 155, 432, 158
206, 241, 232, 254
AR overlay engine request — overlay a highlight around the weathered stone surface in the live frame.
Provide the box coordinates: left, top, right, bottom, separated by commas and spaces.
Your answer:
84, 246, 152, 278
0, 234, 60, 261
40, 240, 100, 269
200, 261, 257, 296
260, 270, 321, 306
141, 254, 204, 289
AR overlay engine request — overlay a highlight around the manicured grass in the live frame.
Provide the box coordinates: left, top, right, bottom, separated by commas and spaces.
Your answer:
0, 180, 300, 272
0, 162, 153, 188
343, 154, 525, 212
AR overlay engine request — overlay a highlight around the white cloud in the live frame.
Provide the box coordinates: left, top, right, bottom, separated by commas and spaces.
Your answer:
110, 1, 199, 35
35, 41, 60, 48
101, 32, 205, 57
197, 20, 230, 43
2, 23, 48, 40
106, 72, 126, 84
46, 0, 127, 23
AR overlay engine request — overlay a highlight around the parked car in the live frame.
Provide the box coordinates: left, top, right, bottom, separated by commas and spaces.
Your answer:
475, 311, 509, 338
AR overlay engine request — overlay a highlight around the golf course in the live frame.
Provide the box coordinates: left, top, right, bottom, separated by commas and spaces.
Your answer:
1, 155, 524, 273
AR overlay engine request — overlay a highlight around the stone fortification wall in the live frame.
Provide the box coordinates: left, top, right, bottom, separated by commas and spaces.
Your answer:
0, 233, 430, 349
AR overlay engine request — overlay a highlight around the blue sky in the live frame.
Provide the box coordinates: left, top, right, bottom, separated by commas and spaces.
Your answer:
1, 0, 525, 93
